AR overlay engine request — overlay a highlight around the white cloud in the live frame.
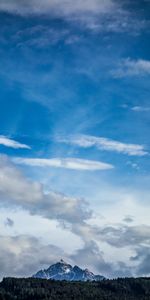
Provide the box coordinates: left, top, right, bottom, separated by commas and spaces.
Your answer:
57, 134, 148, 156
13, 157, 114, 171
0, 234, 67, 280
0, 155, 150, 278
98, 225, 150, 248
0, 234, 131, 280
0, 135, 30, 149
0, 155, 91, 225
112, 59, 150, 78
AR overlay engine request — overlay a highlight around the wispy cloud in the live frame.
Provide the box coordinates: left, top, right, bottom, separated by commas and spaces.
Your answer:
14, 26, 81, 49
56, 134, 148, 156
131, 106, 150, 112
0, 135, 30, 149
0, 0, 146, 34
13, 157, 114, 171
112, 59, 150, 78
0, 0, 115, 16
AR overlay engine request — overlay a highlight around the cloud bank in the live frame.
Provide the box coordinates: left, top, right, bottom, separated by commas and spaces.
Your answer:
0, 155, 150, 278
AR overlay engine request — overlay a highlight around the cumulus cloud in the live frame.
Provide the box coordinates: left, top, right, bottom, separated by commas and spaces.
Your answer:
72, 222, 150, 255
0, 223, 149, 279
0, 155, 43, 204
0, 231, 148, 280
131, 246, 150, 276
71, 240, 112, 276
13, 157, 114, 171
112, 58, 150, 78
56, 134, 148, 156
0, 155, 91, 225
0, 234, 132, 280
98, 225, 150, 248
0, 135, 30, 149
0, 235, 67, 280
73, 223, 150, 277
71, 240, 132, 278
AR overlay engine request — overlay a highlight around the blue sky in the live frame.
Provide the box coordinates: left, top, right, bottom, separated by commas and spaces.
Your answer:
0, 0, 150, 279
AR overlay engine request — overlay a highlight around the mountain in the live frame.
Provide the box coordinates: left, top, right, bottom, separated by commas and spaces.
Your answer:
33, 259, 105, 281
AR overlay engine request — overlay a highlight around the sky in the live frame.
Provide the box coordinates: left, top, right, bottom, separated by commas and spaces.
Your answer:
0, 0, 150, 279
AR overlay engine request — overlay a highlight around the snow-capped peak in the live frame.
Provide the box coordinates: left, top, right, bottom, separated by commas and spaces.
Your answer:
33, 260, 105, 282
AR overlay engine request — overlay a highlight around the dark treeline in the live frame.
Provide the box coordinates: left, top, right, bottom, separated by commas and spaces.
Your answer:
0, 277, 150, 300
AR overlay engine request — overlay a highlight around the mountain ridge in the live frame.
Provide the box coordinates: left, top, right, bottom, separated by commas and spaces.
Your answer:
33, 259, 105, 281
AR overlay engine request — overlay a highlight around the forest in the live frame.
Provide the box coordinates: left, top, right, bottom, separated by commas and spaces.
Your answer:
0, 277, 150, 300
